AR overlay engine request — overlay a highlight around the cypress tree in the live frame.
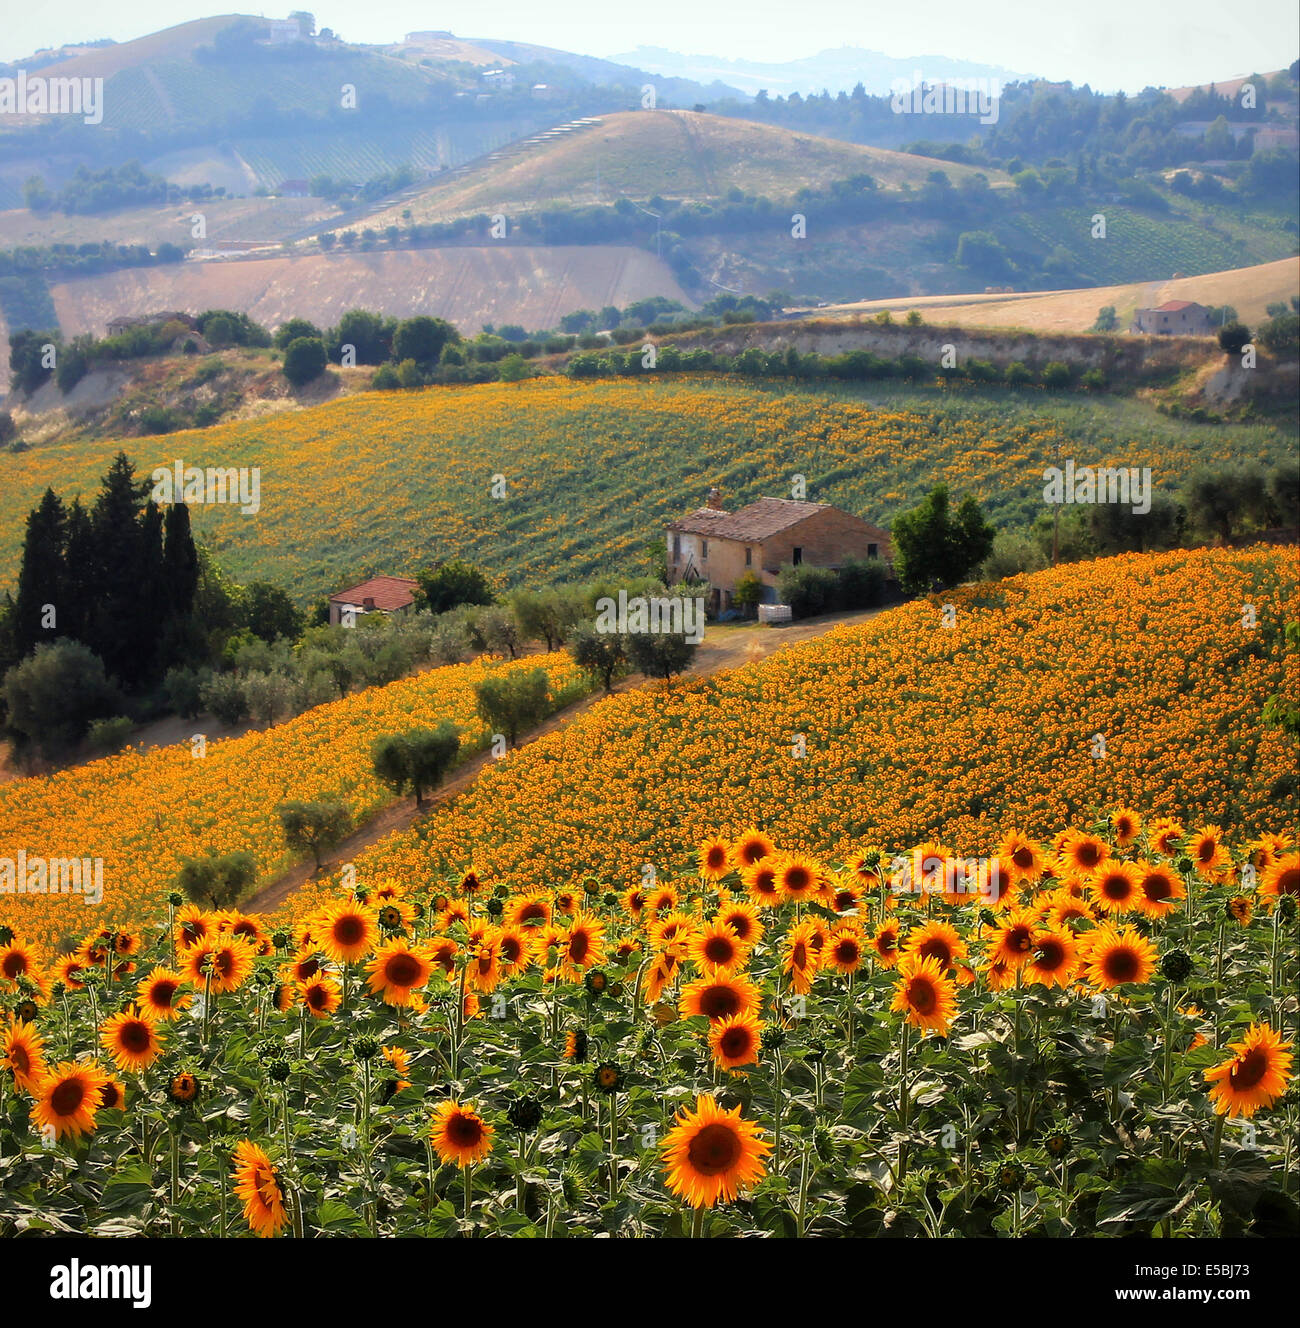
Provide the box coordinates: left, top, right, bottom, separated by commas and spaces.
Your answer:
14, 488, 66, 658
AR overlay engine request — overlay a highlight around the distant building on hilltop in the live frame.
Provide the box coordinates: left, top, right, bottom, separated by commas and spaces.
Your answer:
328, 575, 419, 626
665, 489, 892, 614
1130, 300, 1214, 336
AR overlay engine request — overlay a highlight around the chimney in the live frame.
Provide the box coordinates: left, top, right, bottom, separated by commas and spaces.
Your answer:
705, 486, 724, 510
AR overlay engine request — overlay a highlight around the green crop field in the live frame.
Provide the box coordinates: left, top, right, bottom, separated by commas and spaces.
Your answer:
1, 376, 1293, 602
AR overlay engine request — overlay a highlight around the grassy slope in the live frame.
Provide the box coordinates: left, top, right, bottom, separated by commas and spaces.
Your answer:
353, 110, 1010, 229
1, 376, 1293, 601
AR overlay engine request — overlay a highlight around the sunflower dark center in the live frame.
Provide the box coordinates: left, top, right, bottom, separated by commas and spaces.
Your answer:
1143, 874, 1172, 901
519, 903, 545, 922
834, 940, 857, 963
1076, 843, 1102, 868
1103, 947, 1140, 982
447, 1113, 483, 1147
1, 953, 26, 979
700, 985, 742, 1019
1277, 868, 1300, 896
907, 978, 937, 1015
1036, 940, 1065, 969
334, 916, 365, 946
152, 980, 178, 1005
785, 867, 811, 892
792, 942, 808, 968
569, 931, 590, 962
120, 1020, 151, 1053
704, 936, 733, 963
726, 915, 753, 941
50, 1078, 85, 1116
1102, 875, 1130, 900
1013, 847, 1034, 868
1229, 1048, 1269, 1091
686, 1122, 742, 1176
918, 938, 952, 966
719, 1026, 751, 1056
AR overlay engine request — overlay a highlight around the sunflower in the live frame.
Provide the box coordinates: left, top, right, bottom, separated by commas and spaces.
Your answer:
427, 936, 459, 978
466, 934, 504, 994
299, 975, 342, 1019
496, 925, 534, 974
1226, 895, 1253, 926
828, 876, 862, 915
901, 919, 966, 973
32, 1061, 109, 1141
774, 853, 828, 906
99, 1006, 166, 1073
98, 1076, 127, 1111
54, 955, 88, 992
1148, 817, 1184, 857
731, 829, 774, 871
564, 1028, 589, 1061
697, 837, 732, 881
984, 956, 1017, 991
619, 886, 647, 919
646, 885, 679, 915
708, 1012, 764, 1070
1024, 929, 1079, 988
1259, 853, 1300, 902
679, 972, 761, 1022
642, 947, 684, 1004
0, 939, 41, 987
1204, 1024, 1294, 1119
168, 1072, 199, 1104
182, 934, 255, 994
825, 925, 865, 975
557, 912, 606, 980
136, 967, 191, 1021
232, 1140, 288, 1237
661, 1094, 770, 1208
317, 900, 378, 964
1046, 889, 1095, 930
430, 1100, 494, 1167
1088, 862, 1141, 915
687, 920, 749, 974
715, 900, 764, 948
740, 860, 782, 908
2, 1017, 47, 1092
984, 909, 1038, 970
891, 955, 957, 1035
871, 918, 902, 968
174, 904, 213, 950
1189, 825, 1229, 877
1084, 924, 1157, 989
782, 920, 822, 995
382, 1045, 412, 1094
648, 911, 697, 949
1110, 808, 1142, 848
284, 950, 322, 984
362, 938, 432, 1007
1134, 862, 1186, 919
1061, 832, 1111, 878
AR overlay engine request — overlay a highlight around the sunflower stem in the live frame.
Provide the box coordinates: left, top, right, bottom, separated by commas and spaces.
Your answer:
607, 1093, 619, 1202
463, 1162, 473, 1221
1210, 1112, 1226, 1167
690, 1204, 705, 1238
898, 1019, 911, 1184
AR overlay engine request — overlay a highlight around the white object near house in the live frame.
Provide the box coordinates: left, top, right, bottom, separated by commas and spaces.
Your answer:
758, 604, 793, 624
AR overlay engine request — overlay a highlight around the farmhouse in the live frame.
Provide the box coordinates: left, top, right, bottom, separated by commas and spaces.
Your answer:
1130, 300, 1214, 335
665, 489, 892, 613
328, 574, 418, 626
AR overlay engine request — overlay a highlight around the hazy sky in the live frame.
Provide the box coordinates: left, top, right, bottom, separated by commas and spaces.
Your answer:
2, 0, 1297, 92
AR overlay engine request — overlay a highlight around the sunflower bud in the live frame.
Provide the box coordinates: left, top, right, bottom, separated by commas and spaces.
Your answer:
485, 896, 504, 918
0, 925, 14, 947
583, 969, 609, 998
995, 1159, 1026, 1192
602, 891, 619, 908
814, 1125, 837, 1164
267, 1059, 291, 1083
1160, 949, 1193, 983
1043, 1128, 1072, 1159
166, 891, 184, 908
1278, 895, 1297, 923
507, 1094, 543, 1131
354, 1036, 380, 1061
271, 929, 291, 950
760, 1026, 786, 1051
561, 1166, 585, 1206
1175, 856, 1194, 875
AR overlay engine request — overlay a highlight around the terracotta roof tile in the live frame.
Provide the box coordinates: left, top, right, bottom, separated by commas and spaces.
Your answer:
329, 575, 418, 610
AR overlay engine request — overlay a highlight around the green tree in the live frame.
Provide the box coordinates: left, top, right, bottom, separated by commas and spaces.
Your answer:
732, 570, 763, 618
625, 630, 698, 680
277, 799, 351, 870
1217, 323, 1252, 356
392, 316, 457, 367
242, 582, 304, 643
371, 722, 461, 806
273, 318, 322, 349
474, 667, 550, 746
510, 588, 579, 651
416, 560, 495, 614
568, 624, 630, 694
176, 851, 257, 909
283, 336, 327, 387
892, 484, 997, 594
14, 488, 66, 658
3, 640, 122, 758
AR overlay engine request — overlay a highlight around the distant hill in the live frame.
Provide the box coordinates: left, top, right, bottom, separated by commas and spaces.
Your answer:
790, 258, 1300, 331
607, 45, 1030, 97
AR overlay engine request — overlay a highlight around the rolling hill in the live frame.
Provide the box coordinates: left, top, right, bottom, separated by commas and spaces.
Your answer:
351, 110, 1009, 230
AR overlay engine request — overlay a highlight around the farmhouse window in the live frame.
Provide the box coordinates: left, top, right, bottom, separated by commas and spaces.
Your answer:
868, 543, 878, 558
702, 540, 709, 559
672, 535, 680, 560
745, 546, 753, 566
792, 547, 803, 565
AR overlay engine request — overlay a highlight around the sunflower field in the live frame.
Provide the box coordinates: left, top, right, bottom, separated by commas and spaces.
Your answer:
0, 814, 1295, 1239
